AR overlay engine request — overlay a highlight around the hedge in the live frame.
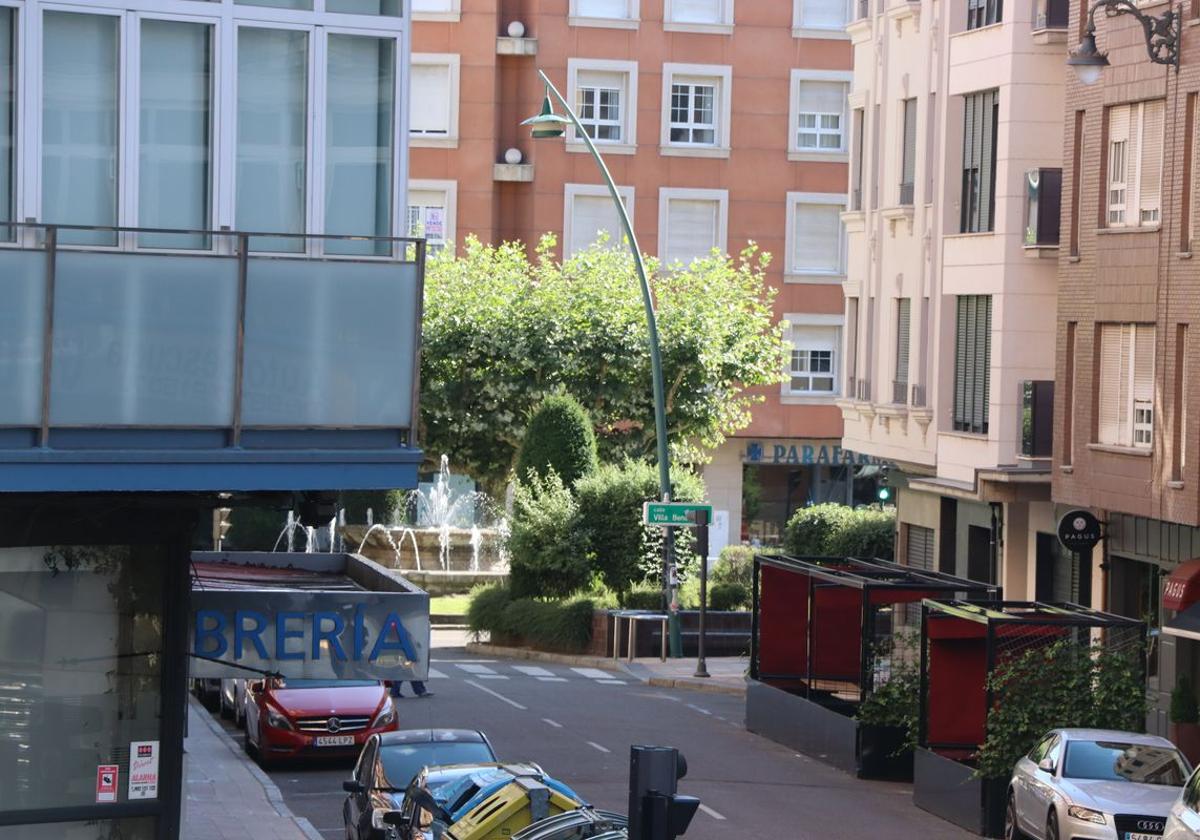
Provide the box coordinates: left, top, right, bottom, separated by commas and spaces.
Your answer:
784, 503, 895, 559
467, 586, 595, 653
515, 394, 599, 488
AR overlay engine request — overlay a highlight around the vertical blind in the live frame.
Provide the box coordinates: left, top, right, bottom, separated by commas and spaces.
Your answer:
325, 34, 395, 255
954, 295, 992, 434
961, 89, 999, 233
665, 198, 718, 266
139, 20, 211, 250
43, 12, 120, 247
895, 298, 911, 390
900, 98, 917, 204
410, 63, 452, 135
1097, 324, 1155, 447
906, 525, 934, 571
792, 202, 842, 274
0, 8, 11, 227
569, 193, 626, 256
236, 27, 308, 253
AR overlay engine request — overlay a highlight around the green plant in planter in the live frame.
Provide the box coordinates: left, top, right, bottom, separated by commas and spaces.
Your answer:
857, 631, 921, 752
1173, 675, 1199, 724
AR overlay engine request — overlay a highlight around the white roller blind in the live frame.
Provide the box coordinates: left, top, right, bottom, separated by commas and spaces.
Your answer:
1139, 100, 1165, 222
671, 0, 723, 23
577, 0, 629, 16
1134, 324, 1155, 402
1097, 324, 1124, 445
792, 202, 842, 273
665, 198, 718, 265
410, 63, 450, 135
797, 81, 846, 116
569, 194, 625, 255
412, 0, 453, 9
791, 325, 837, 353
802, 0, 848, 28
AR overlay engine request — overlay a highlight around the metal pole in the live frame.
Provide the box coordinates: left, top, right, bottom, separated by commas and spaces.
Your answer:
536, 70, 678, 653
694, 510, 710, 678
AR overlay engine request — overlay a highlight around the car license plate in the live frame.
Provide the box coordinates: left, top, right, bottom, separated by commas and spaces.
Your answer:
313, 735, 354, 747
1126, 833, 1160, 840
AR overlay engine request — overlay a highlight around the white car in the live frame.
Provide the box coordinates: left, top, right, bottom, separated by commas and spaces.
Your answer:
1006, 728, 1190, 840
1165, 764, 1200, 838
219, 678, 248, 728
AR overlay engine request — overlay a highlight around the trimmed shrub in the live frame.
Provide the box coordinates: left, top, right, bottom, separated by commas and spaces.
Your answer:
507, 471, 591, 599
574, 460, 705, 603
711, 545, 754, 588
340, 490, 407, 525
516, 394, 599, 487
784, 503, 896, 559
623, 586, 665, 611
467, 586, 595, 653
467, 585, 512, 636
708, 581, 749, 611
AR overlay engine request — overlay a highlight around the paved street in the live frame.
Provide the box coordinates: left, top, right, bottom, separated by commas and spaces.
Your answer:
208, 638, 972, 840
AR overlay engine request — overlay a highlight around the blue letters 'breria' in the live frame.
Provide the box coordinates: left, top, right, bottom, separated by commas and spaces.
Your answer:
193, 607, 418, 663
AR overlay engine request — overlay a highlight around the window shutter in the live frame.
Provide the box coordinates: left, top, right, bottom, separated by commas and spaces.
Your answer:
577, 0, 629, 17
1097, 324, 1123, 445
901, 98, 917, 193
895, 298, 911, 388
410, 64, 450, 134
955, 296, 969, 427
797, 81, 847, 119
1133, 324, 1155, 403
979, 91, 998, 232
570, 194, 624, 256
846, 297, 859, 380
665, 198, 718, 265
1125, 105, 1142, 226
671, 0, 723, 23
906, 525, 934, 571
1139, 100, 1165, 222
980, 294, 992, 428
954, 295, 991, 433
792, 203, 841, 273
802, 0, 847, 28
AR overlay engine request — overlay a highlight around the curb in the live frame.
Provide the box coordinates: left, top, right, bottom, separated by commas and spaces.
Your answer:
464, 642, 624, 672
188, 696, 324, 840
645, 676, 746, 697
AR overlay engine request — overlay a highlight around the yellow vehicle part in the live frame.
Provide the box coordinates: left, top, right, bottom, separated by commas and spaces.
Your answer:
446, 777, 582, 840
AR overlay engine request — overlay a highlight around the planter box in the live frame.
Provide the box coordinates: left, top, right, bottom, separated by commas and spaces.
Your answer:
913, 747, 1007, 838
748, 679, 910, 779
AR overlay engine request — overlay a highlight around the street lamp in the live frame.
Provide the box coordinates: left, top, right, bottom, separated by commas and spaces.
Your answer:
1068, 0, 1180, 84
522, 71, 682, 656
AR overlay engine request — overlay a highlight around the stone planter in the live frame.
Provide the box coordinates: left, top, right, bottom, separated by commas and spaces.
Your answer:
912, 747, 1007, 838
857, 724, 914, 781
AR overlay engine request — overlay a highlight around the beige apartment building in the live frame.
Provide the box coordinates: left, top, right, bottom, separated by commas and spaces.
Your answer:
838, 0, 1070, 594
408, 0, 867, 549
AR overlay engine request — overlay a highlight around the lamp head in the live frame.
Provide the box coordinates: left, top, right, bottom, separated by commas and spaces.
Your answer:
1067, 30, 1109, 85
521, 94, 568, 139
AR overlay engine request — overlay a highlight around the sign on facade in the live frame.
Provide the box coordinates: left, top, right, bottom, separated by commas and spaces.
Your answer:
743, 440, 885, 466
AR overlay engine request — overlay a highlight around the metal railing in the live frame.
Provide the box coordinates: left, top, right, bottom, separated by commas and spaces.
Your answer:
857, 0, 870, 18
856, 379, 872, 401
0, 222, 426, 449
892, 380, 909, 405
851, 187, 863, 211
910, 383, 927, 408
899, 182, 915, 206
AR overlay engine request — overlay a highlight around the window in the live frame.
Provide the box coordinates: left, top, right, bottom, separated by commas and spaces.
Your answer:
786, 193, 846, 279
410, 54, 460, 146
953, 295, 992, 434
564, 184, 634, 256
899, 98, 917, 206
568, 60, 637, 151
658, 187, 727, 266
411, 0, 460, 19
785, 322, 841, 396
660, 64, 731, 154
790, 72, 850, 158
961, 89, 999, 233
894, 298, 911, 403
407, 180, 457, 253
906, 524, 934, 570
851, 108, 864, 210
1098, 323, 1155, 449
43, 12, 120, 247
664, 0, 733, 29
845, 297, 859, 388
139, 20, 212, 250
325, 35, 395, 255
572, 0, 638, 22
1106, 100, 1165, 228
794, 0, 850, 31
328, 0, 402, 15
237, 27, 308, 253
0, 8, 12, 232
967, 0, 1002, 29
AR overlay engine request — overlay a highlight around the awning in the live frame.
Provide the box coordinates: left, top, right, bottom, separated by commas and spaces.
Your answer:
1164, 558, 1200, 612
1165, 601, 1200, 643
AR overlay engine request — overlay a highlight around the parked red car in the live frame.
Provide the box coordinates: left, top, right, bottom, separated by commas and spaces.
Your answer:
243, 678, 398, 766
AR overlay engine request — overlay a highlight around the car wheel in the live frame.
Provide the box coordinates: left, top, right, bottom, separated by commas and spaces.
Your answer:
1046, 810, 1059, 840
1004, 793, 1026, 840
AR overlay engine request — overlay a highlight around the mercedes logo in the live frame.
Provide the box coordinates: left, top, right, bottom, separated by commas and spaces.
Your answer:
327, 717, 342, 734
1137, 819, 1163, 832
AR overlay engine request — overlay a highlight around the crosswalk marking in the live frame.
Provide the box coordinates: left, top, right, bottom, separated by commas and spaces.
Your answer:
586, 741, 611, 753
698, 804, 726, 821
427, 667, 448, 679
477, 674, 509, 680
571, 667, 615, 680
456, 663, 497, 675
597, 679, 626, 685
513, 665, 555, 677
537, 677, 568, 683
542, 718, 564, 728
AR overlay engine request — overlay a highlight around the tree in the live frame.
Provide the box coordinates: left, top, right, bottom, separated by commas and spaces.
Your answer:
507, 471, 591, 600
419, 236, 785, 493
516, 394, 599, 487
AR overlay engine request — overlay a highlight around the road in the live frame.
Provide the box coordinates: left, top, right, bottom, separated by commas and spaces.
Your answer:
212, 638, 972, 840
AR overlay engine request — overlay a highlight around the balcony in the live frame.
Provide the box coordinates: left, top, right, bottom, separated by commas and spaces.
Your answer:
1034, 0, 1069, 31
0, 223, 424, 493
892, 380, 909, 405
1020, 380, 1054, 459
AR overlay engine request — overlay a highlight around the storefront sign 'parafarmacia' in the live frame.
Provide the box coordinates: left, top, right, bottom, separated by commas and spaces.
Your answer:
190, 591, 429, 681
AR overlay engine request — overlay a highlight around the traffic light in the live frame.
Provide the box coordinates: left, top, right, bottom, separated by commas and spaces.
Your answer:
877, 463, 893, 506
627, 746, 699, 840
212, 508, 232, 550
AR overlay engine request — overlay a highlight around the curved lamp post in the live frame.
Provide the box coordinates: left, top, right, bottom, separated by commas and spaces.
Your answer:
522, 70, 682, 656
1068, 0, 1180, 84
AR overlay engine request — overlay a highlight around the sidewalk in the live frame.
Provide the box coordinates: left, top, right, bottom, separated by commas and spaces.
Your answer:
183, 696, 320, 840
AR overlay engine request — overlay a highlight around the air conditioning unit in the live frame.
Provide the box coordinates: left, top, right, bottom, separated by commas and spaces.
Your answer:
1024, 168, 1062, 247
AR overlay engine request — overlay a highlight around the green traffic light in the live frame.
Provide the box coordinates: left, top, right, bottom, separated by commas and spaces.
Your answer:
877, 486, 892, 502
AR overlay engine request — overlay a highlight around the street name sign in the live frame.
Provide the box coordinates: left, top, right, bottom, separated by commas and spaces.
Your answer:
643, 502, 713, 527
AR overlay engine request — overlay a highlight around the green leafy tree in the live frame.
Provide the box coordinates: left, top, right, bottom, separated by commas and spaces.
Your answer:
419, 236, 785, 493
507, 470, 591, 600
574, 460, 705, 603
516, 394, 599, 487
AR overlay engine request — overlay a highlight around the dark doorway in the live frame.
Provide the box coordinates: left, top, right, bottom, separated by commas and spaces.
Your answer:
1036, 532, 1078, 602
967, 524, 992, 583
939, 497, 957, 574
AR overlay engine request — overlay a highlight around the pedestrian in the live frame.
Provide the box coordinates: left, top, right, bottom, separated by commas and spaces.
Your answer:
389, 679, 433, 699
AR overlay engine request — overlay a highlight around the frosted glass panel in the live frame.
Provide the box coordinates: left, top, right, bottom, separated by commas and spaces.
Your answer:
42, 13, 119, 247
0, 251, 47, 425
242, 258, 418, 427
325, 35, 394, 257
237, 28, 307, 253
0, 8, 13, 234
49, 253, 238, 425
139, 20, 212, 250
327, 0, 401, 14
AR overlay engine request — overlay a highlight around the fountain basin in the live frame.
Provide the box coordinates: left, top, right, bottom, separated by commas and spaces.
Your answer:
342, 525, 508, 575
406, 570, 508, 596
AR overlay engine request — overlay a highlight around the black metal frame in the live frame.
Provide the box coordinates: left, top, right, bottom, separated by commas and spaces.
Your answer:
1083, 0, 1181, 69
